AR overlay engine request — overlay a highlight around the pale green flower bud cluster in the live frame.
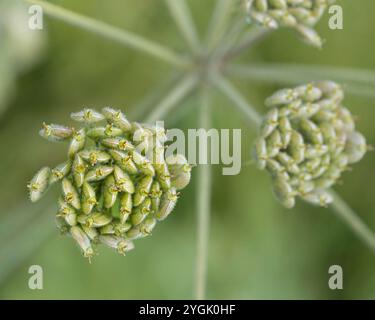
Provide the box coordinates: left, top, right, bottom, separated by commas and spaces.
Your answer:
245, 0, 336, 47
254, 81, 368, 208
28, 108, 192, 260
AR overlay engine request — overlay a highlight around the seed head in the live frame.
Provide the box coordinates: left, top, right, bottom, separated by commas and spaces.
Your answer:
254, 81, 369, 208
28, 108, 192, 260
244, 0, 336, 47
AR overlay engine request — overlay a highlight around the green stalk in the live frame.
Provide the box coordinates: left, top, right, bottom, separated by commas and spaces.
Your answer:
165, 0, 200, 52
195, 86, 212, 300
328, 190, 375, 253
24, 0, 188, 68
227, 63, 375, 98
145, 74, 198, 123
205, 0, 233, 51
212, 73, 262, 127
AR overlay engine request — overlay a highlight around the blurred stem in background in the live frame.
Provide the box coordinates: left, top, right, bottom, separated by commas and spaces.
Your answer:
3, 0, 374, 299
195, 87, 212, 300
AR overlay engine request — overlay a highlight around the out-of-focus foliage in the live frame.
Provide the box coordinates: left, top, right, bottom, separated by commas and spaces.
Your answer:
0, 0, 374, 299
0, 1, 44, 116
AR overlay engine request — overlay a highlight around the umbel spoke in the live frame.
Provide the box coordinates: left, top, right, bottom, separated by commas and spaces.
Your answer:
164, 0, 200, 52
227, 63, 375, 99
195, 87, 212, 300
24, 0, 188, 68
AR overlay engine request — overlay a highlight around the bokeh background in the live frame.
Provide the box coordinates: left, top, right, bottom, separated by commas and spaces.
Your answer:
0, 0, 374, 299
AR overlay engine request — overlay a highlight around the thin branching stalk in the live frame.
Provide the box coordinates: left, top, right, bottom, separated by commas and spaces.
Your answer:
205, 0, 233, 51
145, 74, 198, 123
226, 63, 375, 98
328, 190, 375, 253
222, 27, 270, 62
164, 0, 200, 52
24, 0, 188, 68
195, 86, 212, 300
212, 73, 262, 127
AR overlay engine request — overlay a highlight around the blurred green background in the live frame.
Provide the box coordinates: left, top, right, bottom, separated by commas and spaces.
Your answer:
0, 0, 374, 299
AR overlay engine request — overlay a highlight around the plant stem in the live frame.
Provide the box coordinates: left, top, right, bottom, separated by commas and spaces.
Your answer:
195, 86, 212, 300
212, 73, 262, 127
165, 0, 200, 52
24, 0, 188, 68
205, 0, 233, 51
227, 63, 375, 98
145, 74, 198, 123
328, 190, 375, 253
222, 27, 270, 62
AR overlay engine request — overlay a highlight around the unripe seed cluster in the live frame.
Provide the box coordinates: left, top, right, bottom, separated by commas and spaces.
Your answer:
245, 0, 336, 47
254, 81, 367, 208
28, 108, 192, 260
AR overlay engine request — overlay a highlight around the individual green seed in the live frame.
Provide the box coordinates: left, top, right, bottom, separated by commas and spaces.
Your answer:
72, 154, 86, 188
101, 107, 132, 132
85, 166, 114, 182
336, 107, 355, 132
82, 182, 97, 214
272, 177, 295, 209
294, 83, 322, 102
62, 178, 80, 210
39, 123, 73, 142
277, 152, 300, 175
100, 137, 134, 151
301, 157, 321, 172
295, 24, 322, 48
150, 181, 162, 213
120, 193, 132, 223
113, 165, 135, 193
255, 0, 268, 11
87, 124, 122, 139
313, 109, 336, 123
266, 129, 283, 158
279, 116, 292, 148
261, 108, 279, 137
266, 159, 289, 179
131, 197, 152, 225
296, 180, 314, 196
345, 131, 367, 164
139, 217, 157, 236
126, 227, 142, 240
82, 225, 99, 242
133, 176, 153, 206
103, 175, 118, 209
55, 215, 69, 235
305, 144, 329, 159
70, 108, 105, 124
68, 128, 86, 159
302, 190, 333, 207
299, 118, 323, 145
287, 130, 305, 163
132, 151, 155, 176
49, 161, 71, 185
154, 161, 171, 190
155, 188, 178, 221
98, 235, 134, 255
78, 212, 112, 228
80, 150, 111, 166
265, 89, 297, 107
167, 154, 192, 190
109, 150, 138, 174
254, 137, 268, 170
70, 226, 94, 260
